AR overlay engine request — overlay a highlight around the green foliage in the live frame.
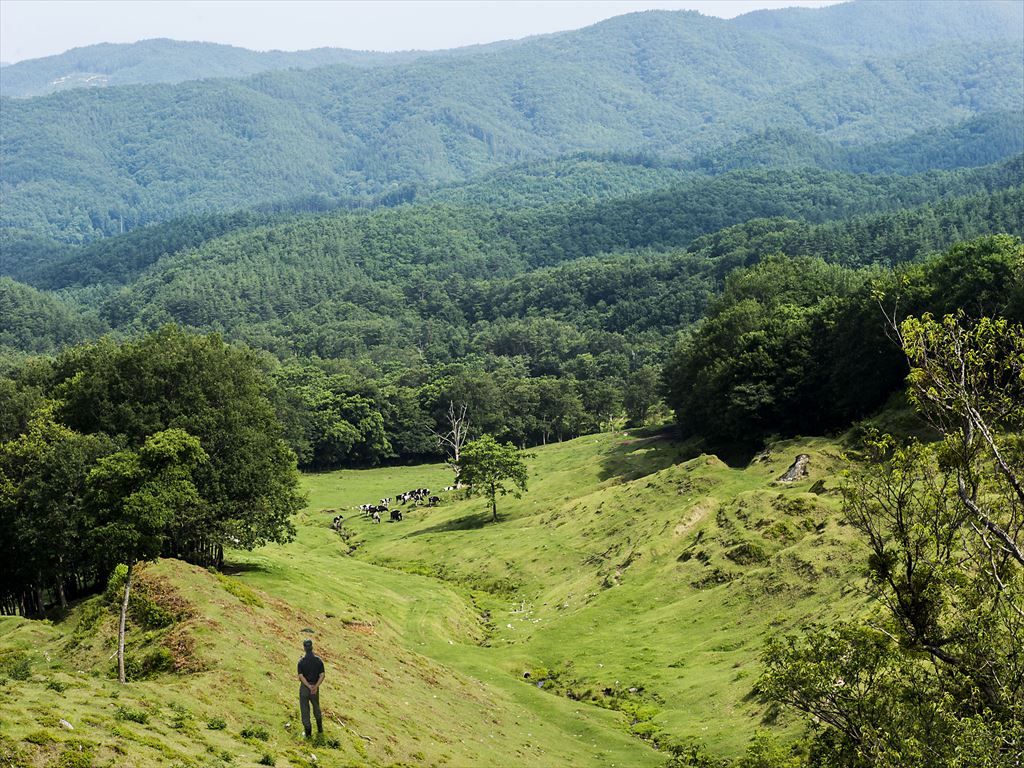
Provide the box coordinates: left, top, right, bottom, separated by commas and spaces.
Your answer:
0, 649, 31, 681
114, 705, 149, 724
87, 428, 208, 569
665, 235, 1024, 447
0, 278, 107, 352
0, 38, 433, 98
759, 312, 1024, 766
269, 364, 392, 468
240, 724, 269, 741
0, 410, 115, 616
142, 647, 176, 676
456, 435, 530, 521
0, 327, 303, 619
53, 326, 304, 555
257, 754, 276, 767
734, 732, 804, 768
104, 566, 174, 629
56, 745, 94, 768
212, 572, 264, 608
623, 365, 662, 426
691, 110, 1024, 176
724, 542, 768, 566
205, 716, 226, 730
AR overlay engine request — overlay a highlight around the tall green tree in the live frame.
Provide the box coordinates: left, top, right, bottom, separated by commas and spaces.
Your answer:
0, 408, 113, 615
87, 428, 207, 684
456, 435, 530, 522
623, 365, 661, 426
51, 327, 304, 564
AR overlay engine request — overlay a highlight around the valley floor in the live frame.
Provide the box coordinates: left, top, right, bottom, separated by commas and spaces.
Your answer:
0, 430, 867, 767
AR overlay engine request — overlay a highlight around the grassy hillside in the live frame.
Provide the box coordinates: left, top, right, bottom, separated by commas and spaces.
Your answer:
0, 428, 869, 766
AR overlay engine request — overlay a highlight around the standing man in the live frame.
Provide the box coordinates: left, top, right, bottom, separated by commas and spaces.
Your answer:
297, 638, 325, 738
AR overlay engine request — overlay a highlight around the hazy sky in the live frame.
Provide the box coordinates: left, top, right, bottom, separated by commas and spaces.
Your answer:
0, 0, 842, 64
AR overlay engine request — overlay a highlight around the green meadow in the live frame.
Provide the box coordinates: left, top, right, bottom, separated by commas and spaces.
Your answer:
0, 429, 868, 767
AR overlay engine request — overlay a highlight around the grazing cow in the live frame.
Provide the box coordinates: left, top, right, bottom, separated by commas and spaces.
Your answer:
372, 510, 381, 524
427, 496, 440, 507
390, 509, 404, 522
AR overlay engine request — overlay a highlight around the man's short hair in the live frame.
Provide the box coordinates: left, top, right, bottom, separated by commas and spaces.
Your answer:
302, 639, 313, 651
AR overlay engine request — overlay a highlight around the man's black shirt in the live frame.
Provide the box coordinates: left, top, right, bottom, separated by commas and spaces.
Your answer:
298, 652, 325, 684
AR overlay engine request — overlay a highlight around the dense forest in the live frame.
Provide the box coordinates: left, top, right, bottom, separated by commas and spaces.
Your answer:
3, 151, 1021, 468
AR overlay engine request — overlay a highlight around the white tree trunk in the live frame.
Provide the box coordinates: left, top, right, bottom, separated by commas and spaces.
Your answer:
118, 560, 134, 685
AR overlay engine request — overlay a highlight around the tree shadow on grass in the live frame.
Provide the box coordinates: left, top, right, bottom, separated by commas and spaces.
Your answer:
220, 561, 272, 575
401, 511, 494, 538
598, 427, 701, 483
598, 427, 762, 483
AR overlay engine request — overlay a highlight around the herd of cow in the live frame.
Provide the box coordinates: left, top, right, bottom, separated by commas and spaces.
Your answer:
331, 485, 457, 529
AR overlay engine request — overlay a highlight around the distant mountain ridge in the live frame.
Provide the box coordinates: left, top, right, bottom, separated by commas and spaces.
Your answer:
4, 1, 1021, 99
2, 1, 1022, 242
0, 37, 520, 98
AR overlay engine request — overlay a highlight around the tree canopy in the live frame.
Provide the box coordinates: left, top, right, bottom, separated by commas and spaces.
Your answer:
456, 435, 530, 522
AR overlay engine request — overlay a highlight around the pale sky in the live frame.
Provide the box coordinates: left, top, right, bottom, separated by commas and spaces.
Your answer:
0, 0, 842, 64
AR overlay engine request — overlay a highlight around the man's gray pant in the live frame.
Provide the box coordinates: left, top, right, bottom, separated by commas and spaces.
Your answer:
299, 685, 322, 736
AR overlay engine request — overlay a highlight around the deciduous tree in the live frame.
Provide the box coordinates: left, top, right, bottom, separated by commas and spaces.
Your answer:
86, 428, 207, 683
456, 435, 529, 522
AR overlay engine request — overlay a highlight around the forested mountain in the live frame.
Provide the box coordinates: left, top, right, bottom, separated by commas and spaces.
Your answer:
5, 157, 1018, 293
0, 38, 479, 99
2, 2, 1021, 242
733, 0, 1023, 56
3, 158, 1017, 372
4, 0, 1019, 99
690, 110, 1024, 175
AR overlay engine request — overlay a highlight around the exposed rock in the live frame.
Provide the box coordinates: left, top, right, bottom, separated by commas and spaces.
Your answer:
777, 454, 810, 483
59, 719, 74, 730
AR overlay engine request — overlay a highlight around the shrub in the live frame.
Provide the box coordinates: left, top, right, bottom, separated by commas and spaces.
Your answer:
131, 594, 174, 629
104, 564, 130, 604
46, 679, 68, 692
310, 734, 341, 749
115, 705, 149, 724
169, 703, 192, 730
725, 541, 769, 565
57, 747, 94, 768
116, 655, 144, 682
142, 647, 175, 676
258, 754, 276, 766
74, 601, 104, 635
0, 735, 32, 768
629, 720, 662, 739
240, 724, 269, 741
206, 716, 226, 730
104, 564, 175, 628
212, 572, 264, 608
0, 650, 31, 681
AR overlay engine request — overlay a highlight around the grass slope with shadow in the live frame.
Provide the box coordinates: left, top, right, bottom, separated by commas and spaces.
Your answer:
0, 429, 868, 766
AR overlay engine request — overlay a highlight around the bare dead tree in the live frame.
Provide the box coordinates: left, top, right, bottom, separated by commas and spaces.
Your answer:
433, 401, 469, 484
